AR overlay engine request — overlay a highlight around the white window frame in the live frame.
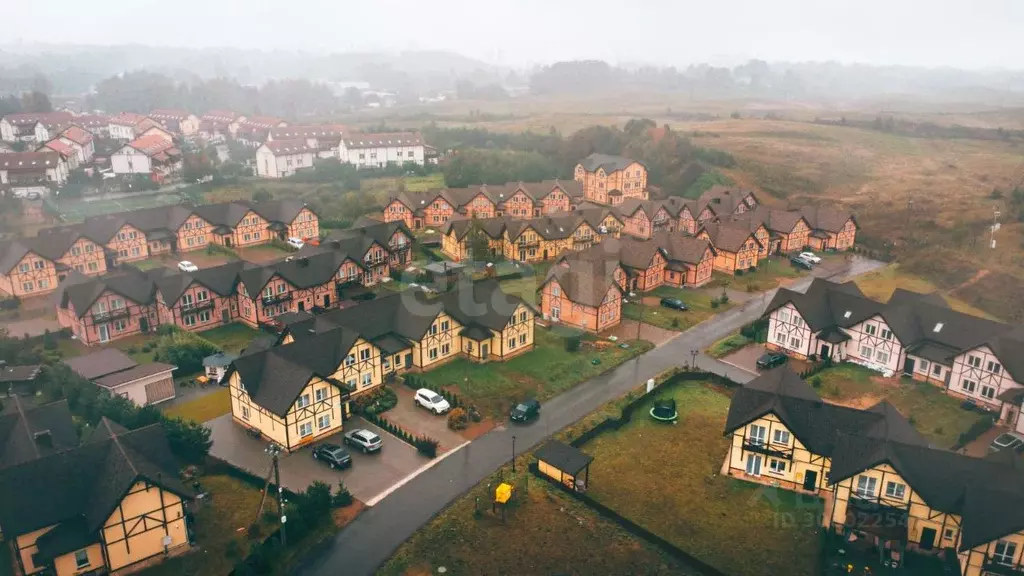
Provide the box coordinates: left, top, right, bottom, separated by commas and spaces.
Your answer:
994, 540, 1017, 566
318, 414, 331, 430
299, 422, 313, 437
768, 459, 786, 474
855, 476, 877, 499
772, 429, 790, 445
74, 549, 90, 569
749, 424, 767, 446
296, 394, 311, 409
885, 481, 906, 499
314, 388, 327, 402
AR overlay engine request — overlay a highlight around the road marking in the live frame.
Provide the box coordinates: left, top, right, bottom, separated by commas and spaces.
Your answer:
365, 440, 471, 507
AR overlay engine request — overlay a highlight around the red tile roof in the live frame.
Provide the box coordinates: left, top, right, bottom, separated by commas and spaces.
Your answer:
343, 132, 423, 149
270, 125, 345, 140
41, 139, 75, 157
125, 135, 175, 156
1, 112, 73, 127
73, 115, 110, 129
110, 112, 150, 126
149, 109, 195, 121
241, 116, 285, 129
201, 110, 242, 122
60, 126, 93, 146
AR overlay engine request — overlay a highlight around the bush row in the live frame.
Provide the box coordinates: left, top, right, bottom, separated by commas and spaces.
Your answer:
362, 411, 439, 458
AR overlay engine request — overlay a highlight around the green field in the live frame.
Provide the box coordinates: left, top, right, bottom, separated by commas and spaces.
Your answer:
48, 193, 187, 222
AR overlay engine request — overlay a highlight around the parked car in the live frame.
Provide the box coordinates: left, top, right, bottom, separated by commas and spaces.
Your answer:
989, 432, 1024, 453
756, 352, 788, 370
344, 429, 383, 453
789, 256, 814, 270
510, 398, 541, 423
177, 261, 199, 273
799, 251, 822, 264
312, 443, 352, 469
414, 388, 451, 414
287, 237, 305, 250
660, 297, 689, 311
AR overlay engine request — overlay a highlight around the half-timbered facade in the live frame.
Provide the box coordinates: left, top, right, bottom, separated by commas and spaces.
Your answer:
697, 222, 762, 274
540, 259, 625, 333
801, 206, 858, 252
574, 154, 648, 205
55, 269, 161, 345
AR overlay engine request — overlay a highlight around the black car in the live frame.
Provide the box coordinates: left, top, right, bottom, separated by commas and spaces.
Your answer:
756, 352, 788, 370
510, 399, 541, 423
660, 297, 689, 311
790, 256, 814, 270
312, 443, 352, 469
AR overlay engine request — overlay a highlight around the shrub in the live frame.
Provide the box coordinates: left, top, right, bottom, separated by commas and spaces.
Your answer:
225, 539, 242, 559
719, 291, 730, 304
957, 415, 996, 448
415, 436, 439, 458
153, 331, 219, 374
42, 329, 58, 351
811, 376, 823, 388
247, 523, 262, 540
671, 317, 680, 328
565, 335, 582, 352
447, 407, 469, 431
710, 299, 720, 309
735, 269, 744, 276
333, 482, 354, 508
125, 345, 139, 354
262, 510, 277, 525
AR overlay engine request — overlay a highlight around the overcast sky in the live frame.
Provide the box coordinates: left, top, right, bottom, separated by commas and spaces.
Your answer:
7, 0, 1024, 69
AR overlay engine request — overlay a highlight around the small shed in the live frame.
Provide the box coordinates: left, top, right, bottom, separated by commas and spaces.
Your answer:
203, 352, 238, 384
534, 440, 593, 492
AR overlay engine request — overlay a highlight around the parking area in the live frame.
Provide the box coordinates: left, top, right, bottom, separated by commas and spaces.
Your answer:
207, 414, 427, 503
389, 386, 472, 452
719, 343, 767, 373
601, 318, 678, 346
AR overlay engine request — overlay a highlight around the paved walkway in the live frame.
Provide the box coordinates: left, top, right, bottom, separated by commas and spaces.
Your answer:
293, 256, 885, 576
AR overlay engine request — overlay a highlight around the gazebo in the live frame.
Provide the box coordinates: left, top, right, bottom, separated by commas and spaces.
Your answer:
534, 440, 593, 493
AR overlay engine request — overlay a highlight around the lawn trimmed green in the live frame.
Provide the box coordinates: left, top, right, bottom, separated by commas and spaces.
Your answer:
623, 286, 733, 332
707, 256, 806, 292
163, 387, 231, 422
707, 333, 752, 358
496, 275, 540, 305
584, 383, 822, 576
815, 364, 988, 448
198, 323, 261, 354
419, 328, 653, 418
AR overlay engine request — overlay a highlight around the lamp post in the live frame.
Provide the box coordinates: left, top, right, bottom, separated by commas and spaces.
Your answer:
511, 435, 517, 473
691, 349, 698, 370
266, 442, 287, 547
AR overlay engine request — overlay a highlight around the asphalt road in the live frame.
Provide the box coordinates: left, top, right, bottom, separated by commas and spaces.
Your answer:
294, 256, 885, 576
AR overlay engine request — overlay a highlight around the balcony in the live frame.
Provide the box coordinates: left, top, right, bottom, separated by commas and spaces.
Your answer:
517, 240, 540, 248
365, 256, 388, 267
335, 275, 363, 288
983, 559, 1024, 575
742, 439, 792, 460
92, 308, 131, 323
181, 300, 215, 313
574, 236, 595, 245
261, 292, 293, 307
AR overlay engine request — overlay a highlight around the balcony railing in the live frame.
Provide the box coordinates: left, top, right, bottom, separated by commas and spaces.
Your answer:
336, 275, 363, 287
92, 308, 131, 323
181, 300, 215, 313
517, 240, 540, 248
742, 439, 792, 460
574, 236, 595, 244
982, 558, 1024, 575
365, 256, 388, 267
262, 292, 293, 306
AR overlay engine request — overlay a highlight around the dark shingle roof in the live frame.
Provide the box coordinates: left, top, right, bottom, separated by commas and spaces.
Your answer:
0, 364, 41, 384
93, 363, 176, 389
698, 221, 761, 253
65, 349, 139, 380
579, 153, 640, 173
800, 206, 856, 233
534, 440, 593, 475
0, 397, 78, 469
651, 232, 716, 267
543, 259, 623, 308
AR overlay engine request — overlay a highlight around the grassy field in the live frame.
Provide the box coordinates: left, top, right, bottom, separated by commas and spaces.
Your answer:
814, 364, 988, 448
199, 323, 261, 354
50, 193, 187, 222
139, 475, 269, 576
360, 173, 444, 194
853, 265, 997, 319
706, 256, 807, 292
623, 285, 734, 332
707, 333, 752, 358
583, 383, 822, 576
419, 328, 653, 418
163, 387, 231, 422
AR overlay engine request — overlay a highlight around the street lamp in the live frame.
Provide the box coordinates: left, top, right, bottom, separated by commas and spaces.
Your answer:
512, 435, 517, 473
265, 442, 287, 547
691, 349, 698, 370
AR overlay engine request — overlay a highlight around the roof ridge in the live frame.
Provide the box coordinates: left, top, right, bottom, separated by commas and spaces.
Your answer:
109, 426, 139, 477
12, 396, 41, 460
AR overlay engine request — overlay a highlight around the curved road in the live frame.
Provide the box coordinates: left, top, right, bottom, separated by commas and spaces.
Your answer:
294, 257, 884, 576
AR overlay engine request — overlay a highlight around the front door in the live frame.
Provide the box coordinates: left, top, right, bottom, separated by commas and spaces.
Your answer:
543, 249, 548, 259
404, 353, 412, 369
745, 454, 762, 476
919, 528, 936, 551
298, 301, 305, 312
139, 317, 149, 333
225, 237, 233, 248
803, 470, 818, 491
519, 250, 526, 261
98, 324, 110, 343
482, 343, 489, 360
323, 295, 330, 308
903, 357, 916, 376
221, 309, 230, 323
820, 344, 831, 360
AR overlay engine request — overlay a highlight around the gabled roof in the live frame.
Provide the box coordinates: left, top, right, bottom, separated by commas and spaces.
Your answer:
59, 125, 94, 146
651, 232, 716, 267
578, 153, 640, 173
698, 221, 762, 253
542, 259, 623, 308
0, 421, 191, 537
800, 205, 856, 233
122, 134, 175, 157
569, 237, 660, 271
697, 186, 759, 214
730, 205, 807, 235
270, 125, 345, 140
263, 139, 316, 155
343, 132, 423, 149
0, 151, 61, 172
155, 260, 251, 305
148, 109, 196, 121
1, 112, 73, 127
55, 268, 163, 317
40, 139, 76, 158
65, 349, 140, 380
0, 397, 78, 469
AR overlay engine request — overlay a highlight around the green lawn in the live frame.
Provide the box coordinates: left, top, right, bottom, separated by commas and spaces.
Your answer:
163, 387, 231, 422
622, 285, 734, 332
815, 364, 988, 448
707, 256, 807, 292
139, 475, 270, 576
419, 328, 653, 418
707, 333, 752, 358
584, 383, 823, 576
497, 275, 540, 305
198, 323, 261, 354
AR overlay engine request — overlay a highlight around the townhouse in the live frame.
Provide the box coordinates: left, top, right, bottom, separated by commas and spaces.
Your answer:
764, 278, 1024, 420
0, 229, 108, 298
56, 125, 95, 164
340, 131, 425, 168
32, 119, 73, 144
383, 180, 583, 230
651, 232, 717, 288
72, 114, 111, 138
148, 109, 200, 135
267, 125, 346, 159
234, 116, 288, 148
696, 221, 763, 274
254, 139, 317, 178
227, 279, 534, 451
729, 206, 812, 254
0, 151, 69, 188
724, 366, 1024, 576
564, 232, 718, 293
617, 197, 697, 238
55, 268, 162, 344
36, 139, 79, 170
441, 218, 509, 262
110, 134, 183, 183
0, 417, 192, 576
697, 185, 759, 218
0, 112, 73, 142
801, 206, 859, 251
193, 199, 320, 248
573, 153, 648, 205
197, 110, 244, 142
539, 258, 625, 333
108, 113, 172, 142
155, 261, 247, 331
307, 218, 415, 284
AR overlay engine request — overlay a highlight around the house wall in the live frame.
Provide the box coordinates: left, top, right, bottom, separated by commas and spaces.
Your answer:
540, 280, 621, 333
287, 208, 319, 241
905, 354, 951, 386
779, 219, 811, 253
421, 198, 454, 228
959, 530, 1024, 576
463, 194, 496, 219
700, 232, 760, 274
58, 237, 107, 276
107, 224, 150, 264
948, 346, 1020, 409
843, 315, 904, 374
227, 211, 269, 248
623, 210, 650, 238
69, 290, 155, 346
102, 480, 188, 572
503, 191, 534, 218
111, 369, 174, 407
766, 303, 816, 359
52, 543, 105, 576
111, 147, 153, 175
441, 230, 468, 262
538, 188, 570, 214
726, 413, 832, 495
574, 162, 647, 205
168, 283, 236, 332
176, 214, 210, 252
631, 251, 666, 292
344, 144, 424, 168
383, 200, 415, 228
0, 252, 58, 297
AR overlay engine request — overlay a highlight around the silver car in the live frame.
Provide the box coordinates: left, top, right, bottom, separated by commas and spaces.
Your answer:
344, 428, 383, 453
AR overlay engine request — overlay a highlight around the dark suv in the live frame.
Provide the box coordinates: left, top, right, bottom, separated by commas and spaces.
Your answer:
510, 399, 541, 423
756, 352, 788, 370
660, 297, 689, 311
312, 443, 352, 469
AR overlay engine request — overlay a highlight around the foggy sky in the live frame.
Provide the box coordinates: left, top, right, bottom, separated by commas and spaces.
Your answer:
6, 0, 1024, 69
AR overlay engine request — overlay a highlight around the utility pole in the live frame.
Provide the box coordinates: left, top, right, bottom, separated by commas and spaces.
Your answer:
990, 208, 1001, 250
511, 435, 517, 473
267, 443, 287, 547
691, 349, 698, 370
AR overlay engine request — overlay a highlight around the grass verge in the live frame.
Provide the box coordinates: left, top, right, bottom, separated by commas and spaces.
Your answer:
163, 387, 231, 423
707, 333, 752, 358
621, 285, 733, 332
199, 323, 262, 354
707, 257, 807, 292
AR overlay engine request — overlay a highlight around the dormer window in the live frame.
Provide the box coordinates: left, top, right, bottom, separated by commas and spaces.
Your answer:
933, 323, 944, 333
843, 311, 852, 319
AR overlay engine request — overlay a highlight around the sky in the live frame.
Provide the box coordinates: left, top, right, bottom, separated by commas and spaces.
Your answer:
6, 0, 1024, 70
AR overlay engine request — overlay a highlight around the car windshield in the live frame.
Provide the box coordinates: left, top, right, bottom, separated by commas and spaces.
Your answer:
361, 432, 380, 443
515, 403, 530, 412
427, 393, 442, 403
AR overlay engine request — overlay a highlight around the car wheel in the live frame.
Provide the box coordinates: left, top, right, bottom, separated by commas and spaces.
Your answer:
329, 462, 336, 469
362, 446, 369, 454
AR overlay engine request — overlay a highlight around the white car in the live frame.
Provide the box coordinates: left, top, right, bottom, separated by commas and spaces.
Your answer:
287, 237, 305, 250
177, 261, 199, 273
799, 252, 822, 264
414, 388, 451, 414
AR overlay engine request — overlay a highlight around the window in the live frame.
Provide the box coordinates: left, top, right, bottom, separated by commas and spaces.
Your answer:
86, 244, 94, 253
552, 285, 560, 297
315, 388, 327, 402
988, 361, 1002, 375
74, 549, 90, 569
981, 385, 996, 400
241, 406, 250, 420
508, 338, 516, 349
71, 246, 81, 256
184, 314, 196, 327
197, 290, 208, 301
38, 279, 49, 289
962, 379, 977, 393
768, 460, 786, 474
855, 476, 878, 499
968, 355, 981, 368
359, 348, 370, 361
865, 324, 877, 336
880, 328, 892, 340
778, 310, 790, 322
430, 323, 438, 335
788, 336, 802, 349
318, 414, 331, 430
932, 363, 942, 376
943, 528, 956, 541
429, 348, 438, 360
885, 481, 906, 499
775, 331, 787, 344
860, 345, 874, 359
114, 319, 127, 332
919, 359, 930, 372
519, 333, 527, 344
18, 262, 29, 273
994, 541, 1017, 566
277, 283, 287, 294
296, 394, 311, 409
749, 424, 767, 445
33, 260, 44, 270
408, 150, 414, 157
441, 343, 450, 356
344, 353, 355, 366
130, 246, 140, 257
875, 350, 890, 364
362, 373, 372, 386
88, 261, 98, 271
299, 422, 313, 437
772, 429, 790, 445
441, 320, 449, 331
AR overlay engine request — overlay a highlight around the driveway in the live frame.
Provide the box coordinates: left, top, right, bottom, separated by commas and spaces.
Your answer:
601, 318, 677, 346
720, 343, 767, 374
207, 414, 427, 503
293, 255, 886, 576
388, 386, 470, 452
